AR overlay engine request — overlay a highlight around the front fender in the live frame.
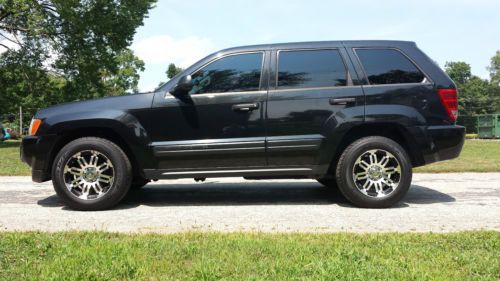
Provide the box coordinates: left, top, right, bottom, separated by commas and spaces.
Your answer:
41, 109, 153, 171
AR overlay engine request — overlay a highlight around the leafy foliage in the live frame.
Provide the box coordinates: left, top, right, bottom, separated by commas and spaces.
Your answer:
488, 50, 500, 86
166, 63, 182, 79
100, 49, 145, 96
0, 0, 156, 116
445, 58, 499, 120
157, 63, 183, 87
444, 61, 471, 85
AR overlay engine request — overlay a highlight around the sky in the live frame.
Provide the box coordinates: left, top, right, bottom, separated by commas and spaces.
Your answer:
132, 0, 500, 92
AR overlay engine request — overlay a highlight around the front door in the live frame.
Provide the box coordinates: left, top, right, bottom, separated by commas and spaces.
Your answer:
150, 51, 268, 171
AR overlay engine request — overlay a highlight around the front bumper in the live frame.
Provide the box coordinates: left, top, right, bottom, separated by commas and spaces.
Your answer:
20, 134, 58, 182
421, 125, 465, 165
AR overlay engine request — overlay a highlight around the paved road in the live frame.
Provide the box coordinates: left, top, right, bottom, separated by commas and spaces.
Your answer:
0, 173, 499, 233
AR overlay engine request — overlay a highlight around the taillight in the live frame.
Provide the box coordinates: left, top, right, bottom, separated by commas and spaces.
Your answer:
437, 89, 458, 122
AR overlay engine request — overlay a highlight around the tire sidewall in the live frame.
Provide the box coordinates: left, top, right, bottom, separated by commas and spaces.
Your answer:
52, 138, 131, 210
337, 137, 412, 208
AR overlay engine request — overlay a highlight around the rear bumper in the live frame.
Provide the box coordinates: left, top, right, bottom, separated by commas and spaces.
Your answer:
421, 125, 465, 165
20, 135, 58, 182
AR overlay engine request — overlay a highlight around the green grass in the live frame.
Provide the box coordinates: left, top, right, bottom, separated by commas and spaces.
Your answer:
0, 140, 30, 176
0, 231, 498, 280
414, 139, 500, 173
1, 139, 499, 176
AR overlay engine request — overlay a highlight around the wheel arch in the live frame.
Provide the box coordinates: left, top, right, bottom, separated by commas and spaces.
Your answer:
325, 122, 424, 174
48, 126, 150, 180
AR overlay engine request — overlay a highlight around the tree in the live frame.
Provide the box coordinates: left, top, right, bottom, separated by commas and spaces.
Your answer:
445, 59, 499, 132
101, 49, 145, 96
444, 61, 471, 85
444, 62, 489, 115
459, 76, 496, 115
0, 0, 156, 115
166, 63, 182, 79
0, 47, 67, 114
488, 51, 500, 112
488, 50, 500, 86
157, 63, 183, 87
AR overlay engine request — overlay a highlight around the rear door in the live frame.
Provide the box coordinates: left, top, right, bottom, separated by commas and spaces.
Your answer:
265, 45, 365, 168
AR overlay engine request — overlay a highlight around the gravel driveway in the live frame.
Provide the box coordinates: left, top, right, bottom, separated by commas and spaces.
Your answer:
0, 173, 499, 233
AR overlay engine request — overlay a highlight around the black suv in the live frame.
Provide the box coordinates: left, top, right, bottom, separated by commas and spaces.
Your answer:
21, 40, 464, 210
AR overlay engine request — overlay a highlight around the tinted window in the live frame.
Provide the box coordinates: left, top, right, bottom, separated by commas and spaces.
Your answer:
277, 50, 347, 89
189, 53, 262, 94
356, 49, 425, 85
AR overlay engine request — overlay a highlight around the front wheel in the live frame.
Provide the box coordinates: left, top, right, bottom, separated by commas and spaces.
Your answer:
335, 136, 412, 208
51, 137, 132, 211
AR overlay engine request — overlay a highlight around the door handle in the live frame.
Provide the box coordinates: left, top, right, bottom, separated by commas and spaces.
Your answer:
329, 97, 356, 105
232, 103, 259, 112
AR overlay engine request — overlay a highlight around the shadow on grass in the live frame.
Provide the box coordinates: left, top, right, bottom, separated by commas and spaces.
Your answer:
37, 181, 455, 210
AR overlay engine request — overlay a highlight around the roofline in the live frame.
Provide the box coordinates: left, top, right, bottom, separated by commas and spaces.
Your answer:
216, 40, 417, 53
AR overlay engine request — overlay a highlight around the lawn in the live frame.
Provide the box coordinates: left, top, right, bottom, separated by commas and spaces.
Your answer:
414, 139, 500, 173
1, 139, 499, 176
0, 231, 498, 280
0, 140, 30, 176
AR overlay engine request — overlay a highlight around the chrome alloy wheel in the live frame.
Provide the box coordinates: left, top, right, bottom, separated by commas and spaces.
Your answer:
63, 150, 115, 200
352, 149, 401, 198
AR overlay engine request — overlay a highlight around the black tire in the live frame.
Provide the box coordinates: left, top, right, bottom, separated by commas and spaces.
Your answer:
130, 177, 150, 189
51, 137, 132, 211
335, 136, 412, 208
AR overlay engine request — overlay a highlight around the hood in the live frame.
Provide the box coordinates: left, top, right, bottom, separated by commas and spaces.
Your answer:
35, 92, 155, 119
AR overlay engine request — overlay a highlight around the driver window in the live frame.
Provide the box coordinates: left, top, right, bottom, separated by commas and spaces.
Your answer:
189, 53, 263, 95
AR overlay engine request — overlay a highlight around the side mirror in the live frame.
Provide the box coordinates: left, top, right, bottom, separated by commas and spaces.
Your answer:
170, 75, 193, 96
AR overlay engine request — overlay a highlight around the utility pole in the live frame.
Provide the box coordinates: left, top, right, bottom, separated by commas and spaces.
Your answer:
19, 106, 23, 136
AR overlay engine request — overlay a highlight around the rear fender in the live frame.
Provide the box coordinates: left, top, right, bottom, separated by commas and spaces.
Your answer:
319, 104, 427, 171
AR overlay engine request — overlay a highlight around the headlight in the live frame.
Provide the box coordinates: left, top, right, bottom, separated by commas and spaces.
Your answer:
28, 119, 42, 136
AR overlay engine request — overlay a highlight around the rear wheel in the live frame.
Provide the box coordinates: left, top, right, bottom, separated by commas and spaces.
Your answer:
335, 136, 412, 208
52, 137, 132, 211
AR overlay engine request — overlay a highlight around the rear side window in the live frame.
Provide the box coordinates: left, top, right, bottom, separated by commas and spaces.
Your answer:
356, 49, 425, 85
189, 52, 263, 95
277, 49, 347, 89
